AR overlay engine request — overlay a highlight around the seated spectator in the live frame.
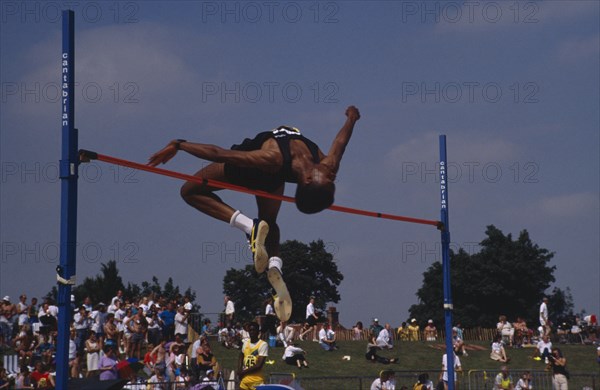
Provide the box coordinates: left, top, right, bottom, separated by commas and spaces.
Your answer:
150, 338, 168, 372
147, 367, 167, 390
493, 365, 514, 390
397, 322, 409, 341
408, 319, 420, 341
218, 323, 238, 349
424, 320, 438, 341
452, 328, 467, 357
352, 321, 364, 340
30, 361, 55, 389
414, 373, 434, 389
201, 319, 214, 337
370, 369, 395, 390
69, 329, 81, 379
365, 341, 397, 364
513, 317, 531, 347
497, 315, 514, 347
532, 335, 552, 362
282, 343, 309, 368
196, 339, 220, 378
36, 334, 56, 366
318, 323, 337, 351
490, 335, 510, 363
276, 321, 295, 347
14, 365, 33, 389
198, 369, 219, 390
376, 323, 393, 349
514, 371, 532, 390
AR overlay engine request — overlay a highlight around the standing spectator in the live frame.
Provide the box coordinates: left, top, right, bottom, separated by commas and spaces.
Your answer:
83, 297, 93, 312
238, 322, 268, 390
104, 313, 118, 351
111, 290, 124, 306
490, 335, 510, 363
408, 319, 420, 341
370, 369, 395, 390
263, 297, 277, 337
27, 297, 39, 326
128, 310, 148, 360
441, 352, 462, 390
318, 323, 337, 351
224, 296, 235, 325
174, 305, 189, 341
147, 309, 162, 347
159, 302, 176, 341
73, 306, 90, 353
549, 347, 568, 390
514, 371, 533, 390
424, 320, 438, 341
300, 296, 319, 341
99, 345, 119, 381
369, 318, 384, 339
376, 323, 393, 349
397, 321, 409, 341
352, 321, 364, 340
85, 331, 102, 377
0, 296, 16, 345
69, 329, 81, 379
282, 343, 309, 368
493, 365, 514, 390
539, 297, 550, 336
16, 294, 29, 327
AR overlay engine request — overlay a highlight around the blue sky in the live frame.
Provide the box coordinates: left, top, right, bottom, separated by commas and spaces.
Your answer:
1, 1, 598, 327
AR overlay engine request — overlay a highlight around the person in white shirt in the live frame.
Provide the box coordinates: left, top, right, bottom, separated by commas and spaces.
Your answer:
490, 335, 510, 363
318, 323, 337, 351
224, 296, 235, 325
376, 323, 393, 349
276, 321, 295, 347
532, 335, 552, 362
441, 352, 462, 390
174, 306, 189, 341
514, 371, 533, 390
282, 343, 309, 368
539, 297, 549, 335
370, 369, 395, 390
300, 296, 319, 341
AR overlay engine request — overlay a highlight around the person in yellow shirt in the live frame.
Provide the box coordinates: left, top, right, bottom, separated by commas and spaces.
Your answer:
408, 319, 420, 341
397, 321, 409, 341
238, 322, 268, 390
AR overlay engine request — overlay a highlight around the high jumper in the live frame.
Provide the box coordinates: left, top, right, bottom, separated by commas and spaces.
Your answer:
147, 106, 361, 321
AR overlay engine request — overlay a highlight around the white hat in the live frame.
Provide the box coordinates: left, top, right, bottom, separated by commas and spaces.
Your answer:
428, 319, 433, 323
71, 295, 75, 302
2, 296, 9, 302
373, 318, 379, 322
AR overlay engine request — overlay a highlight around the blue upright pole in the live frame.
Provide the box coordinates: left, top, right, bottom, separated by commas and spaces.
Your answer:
56, 10, 77, 389
439, 135, 455, 390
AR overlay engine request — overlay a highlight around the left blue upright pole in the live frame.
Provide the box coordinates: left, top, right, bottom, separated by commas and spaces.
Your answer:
56, 10, 77, 389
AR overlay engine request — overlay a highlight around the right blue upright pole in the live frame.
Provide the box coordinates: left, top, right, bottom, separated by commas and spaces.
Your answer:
439, 135, 455, 390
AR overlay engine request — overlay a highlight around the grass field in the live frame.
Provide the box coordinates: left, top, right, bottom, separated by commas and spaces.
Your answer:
210, 339, 599, 389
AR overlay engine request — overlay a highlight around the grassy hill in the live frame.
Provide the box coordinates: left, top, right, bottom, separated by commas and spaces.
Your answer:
210, 339, 599, 389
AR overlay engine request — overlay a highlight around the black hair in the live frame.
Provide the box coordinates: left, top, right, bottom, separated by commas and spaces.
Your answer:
295, 181, 335, 214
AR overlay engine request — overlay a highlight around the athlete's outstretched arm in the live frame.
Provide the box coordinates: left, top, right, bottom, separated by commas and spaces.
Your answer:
321, 106, 360, 174
148, 140, 280, 169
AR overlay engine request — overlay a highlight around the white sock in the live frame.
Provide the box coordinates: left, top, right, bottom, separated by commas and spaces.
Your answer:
269, 256, 283, 271
230, 210, 253, 235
